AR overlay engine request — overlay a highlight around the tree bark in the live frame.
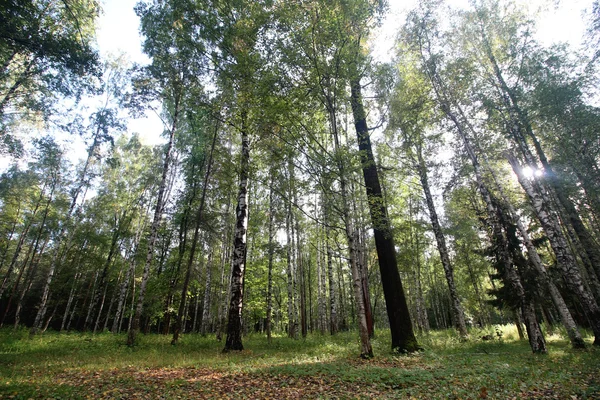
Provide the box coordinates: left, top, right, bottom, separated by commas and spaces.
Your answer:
507, 153, 600, 345
285, 196, 297, 339
265, 174, 275, 343
172, 121, 218, 345
350, 77, 420, 352
416, 147, 468, 338
127, 97, 178, 346
223, 120, 250, 352
200, 251, 214, 335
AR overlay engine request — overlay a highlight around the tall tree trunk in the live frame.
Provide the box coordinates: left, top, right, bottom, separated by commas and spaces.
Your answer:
326, 239, 337, 335
358, 229, 375, 338
85, 225, 121, 331
200, 251, 213, 335
31, 123, 104, 336
0, 179, 49, 300
421, 51, 547, 352
285, 200, 296, 339
480, 28, 600, 286
216, 200, 232, 341
416, 147, 468, 338
323, 193, 338, 335
507, 153, 600, 345
223, 119, 250, 352
127, 98, 179, 347
329, 104, 372, 357
487, 165, 586, 348
350, 77, 420, 352
172, 121, 218, 345
112, 239, 139, 333
266, 174, 275, 343
14, 237, 48, 328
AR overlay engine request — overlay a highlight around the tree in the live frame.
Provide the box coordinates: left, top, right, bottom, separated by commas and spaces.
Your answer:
0, 0, 100, 152
388, 55, 468, 338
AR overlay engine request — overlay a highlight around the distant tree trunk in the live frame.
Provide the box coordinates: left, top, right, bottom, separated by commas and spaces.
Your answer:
0, 220, 32, 301
200, 251, 214, 335
112, 237, 139, 333
513, 311, 525, 341
31, 129, 103, 336
336, 253, 348, 331
83, 271, 99, 330
324, 196, 337, 335
14, 238, 48, 328
216, 201, 232, 341
413, 253, 429, 333
415, 148, 467, 338
223, 118, 250, 352
172, 122, 218, 345
1, 186, 54, 327
350, 76, 420, 353
358, 230, 374, 338
351, 230, 373, 358
464, 247, 488, 326
85, 225, 121, 331
265, 175, 275, 343
164, 202, 192, 334
285, 199, 296, 339
127, 96, 179, 347
102, 268, 121, 332
296, 224, 307, 339
0, 203, 21, 275
192, 288, 201, 333
0, 179, 48, 300
329, 104, 372, 357
318, 227, 328, 335
92, 276, 109, 333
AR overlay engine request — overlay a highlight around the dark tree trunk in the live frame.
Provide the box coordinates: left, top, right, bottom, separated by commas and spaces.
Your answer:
350, 77, 420, 353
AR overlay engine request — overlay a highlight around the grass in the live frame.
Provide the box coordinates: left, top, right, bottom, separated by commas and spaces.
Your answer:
0, 325, 598, 399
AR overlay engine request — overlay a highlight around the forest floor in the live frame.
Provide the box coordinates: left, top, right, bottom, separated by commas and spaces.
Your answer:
0, 326, 598, 399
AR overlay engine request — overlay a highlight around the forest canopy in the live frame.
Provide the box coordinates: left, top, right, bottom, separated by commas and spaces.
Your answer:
1, 0, 600, 359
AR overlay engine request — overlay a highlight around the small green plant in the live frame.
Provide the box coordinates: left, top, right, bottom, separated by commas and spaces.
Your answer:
0, 326, 597, 399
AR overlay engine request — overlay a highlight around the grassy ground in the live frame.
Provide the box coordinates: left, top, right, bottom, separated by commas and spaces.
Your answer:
0, 325, 598, 399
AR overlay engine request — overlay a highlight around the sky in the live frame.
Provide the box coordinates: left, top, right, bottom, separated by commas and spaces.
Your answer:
371, 0, 595, 62
96, 0, 163, 147
0, 0, 591, 171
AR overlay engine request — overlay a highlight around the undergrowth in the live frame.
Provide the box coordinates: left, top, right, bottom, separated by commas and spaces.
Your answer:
0, 326, 598, 399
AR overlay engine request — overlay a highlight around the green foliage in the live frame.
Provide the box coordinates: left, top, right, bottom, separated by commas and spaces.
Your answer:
0, 0, 101, 150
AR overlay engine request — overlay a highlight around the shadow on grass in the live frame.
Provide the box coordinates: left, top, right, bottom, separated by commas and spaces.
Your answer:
0, 327, 599, 399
